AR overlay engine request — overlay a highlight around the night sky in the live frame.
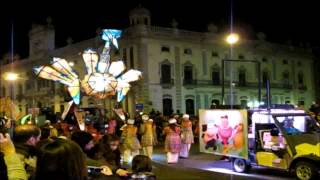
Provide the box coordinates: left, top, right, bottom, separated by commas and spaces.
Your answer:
0, 0, 319, 59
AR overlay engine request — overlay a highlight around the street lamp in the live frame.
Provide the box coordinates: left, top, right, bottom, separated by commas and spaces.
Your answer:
225, 33, 239, 109
3, 72, 18, 136
226, 33, 239, 45
4, 72, 18, 81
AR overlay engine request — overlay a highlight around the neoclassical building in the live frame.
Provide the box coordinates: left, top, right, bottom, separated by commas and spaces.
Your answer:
0, 6, 315, 117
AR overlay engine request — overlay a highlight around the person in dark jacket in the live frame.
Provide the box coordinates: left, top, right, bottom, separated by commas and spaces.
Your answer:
125, 155, 156, 180
13, 125, 41, 179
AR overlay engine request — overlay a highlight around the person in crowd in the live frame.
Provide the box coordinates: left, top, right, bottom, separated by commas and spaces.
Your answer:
93, 135, 129, 177
140, 115, 157, 160
35, 138, 90, 180
71, 131, 101, 165
126, 155, 156, 180
40, 125, 58, 141
163, 118, 181, 164
71, 131, 115, 178
0, 133, 27, 180
173, 114, 181, 124
180, 114, 194, 158
122, 119, 141, 163
13, 125, 41, 179
107, 118, 117, 135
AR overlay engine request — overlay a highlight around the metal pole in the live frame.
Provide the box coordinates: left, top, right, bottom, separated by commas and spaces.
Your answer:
230, 46, 233, 109
221, 59, 225, 104
257, 61, 261, 103
266, 79, 271, 110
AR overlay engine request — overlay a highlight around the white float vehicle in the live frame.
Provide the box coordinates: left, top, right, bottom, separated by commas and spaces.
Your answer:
232, 109, 320, 180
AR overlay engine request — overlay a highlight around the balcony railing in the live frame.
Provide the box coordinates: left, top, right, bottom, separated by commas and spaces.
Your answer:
158, 78, 297, 90
183, 79, 197, 86
160, 78, 174, 88
298, 84, 307, 91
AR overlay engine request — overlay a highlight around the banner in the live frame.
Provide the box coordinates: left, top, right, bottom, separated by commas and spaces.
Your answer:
199, 109, 248, 159
74, 111, 85, 131
61, 101, 74, 120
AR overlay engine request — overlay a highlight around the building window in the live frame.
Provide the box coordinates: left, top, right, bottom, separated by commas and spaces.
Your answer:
184, 48, 192, 55
212, 68, 220, 85
161, 64, 172, 84
282, 72, 290, 86
238, 54, 245, 59
212, 51, 219, 57
298, 100, 305, 106
262, 57, 268, 63
163, 98, 173, 116
184, 65, 193, 84
240, 99, 248, 108
161, 46, 170, 52
297, 61, 302, 66
122, 48, 127, 65
238, 69, 246, 86
211, 99, 220, 108
185, 99, 195, 115
130, 47, 134, 68
298, 72, 304, 84
18, 84, 23, 95
283, 59, 288, 65
144, 18, 148, 25
262, 71, 270, 86
1, 86, 5, 96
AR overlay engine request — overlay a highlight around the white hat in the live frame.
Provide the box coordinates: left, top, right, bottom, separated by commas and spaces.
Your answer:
119, 114, 125, 121
142, 114, 149, 121
127, 119, 135, 125
183, 114, 190, 119
168, 118, 177, 124
148, 119, 153, 122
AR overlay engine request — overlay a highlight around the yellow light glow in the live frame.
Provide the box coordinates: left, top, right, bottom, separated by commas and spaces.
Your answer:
226, 33, 239, 45
68, 62, 75, 67
4, 72, 18, 81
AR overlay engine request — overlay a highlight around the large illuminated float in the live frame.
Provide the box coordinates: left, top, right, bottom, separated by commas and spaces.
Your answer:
33, 29, 141, 128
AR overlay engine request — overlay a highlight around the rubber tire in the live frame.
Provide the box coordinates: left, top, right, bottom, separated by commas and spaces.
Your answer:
232, 158, 250, 173
295, 161, 318, 180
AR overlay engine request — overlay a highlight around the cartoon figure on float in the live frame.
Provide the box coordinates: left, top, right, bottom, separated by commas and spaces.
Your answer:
201, 110, 246, 157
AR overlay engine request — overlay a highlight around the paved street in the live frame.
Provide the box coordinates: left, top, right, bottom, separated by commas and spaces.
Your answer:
150, 145, 294, 180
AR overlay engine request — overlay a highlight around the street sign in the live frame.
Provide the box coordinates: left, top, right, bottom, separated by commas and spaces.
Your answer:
135, 103, 144, 111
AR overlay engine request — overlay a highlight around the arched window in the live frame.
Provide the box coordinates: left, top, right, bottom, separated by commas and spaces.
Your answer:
282, 71, 290, 86
262, 70, 270, 86
211, 65, 220, 85
163, 94, 173, 116
184, 64, 194, 85
298, 72, 304, 85
160, 60, 172, 85
240, 96, 248, 108
185, 99, 195, 115
238, 68, 246, 86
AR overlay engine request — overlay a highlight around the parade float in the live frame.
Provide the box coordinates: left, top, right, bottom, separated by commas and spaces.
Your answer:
33, 29, 141, 130
199, 108, 320, 180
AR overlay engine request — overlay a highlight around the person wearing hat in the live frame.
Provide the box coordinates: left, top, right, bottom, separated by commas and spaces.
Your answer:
140, 115, 157, 159
122, 119, 141, 163
180, 114, 194, 158
163, 118, 181, 163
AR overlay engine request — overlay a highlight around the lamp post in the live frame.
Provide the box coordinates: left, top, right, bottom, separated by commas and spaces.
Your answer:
4, 72, 18, 136
225, 33, 239, 109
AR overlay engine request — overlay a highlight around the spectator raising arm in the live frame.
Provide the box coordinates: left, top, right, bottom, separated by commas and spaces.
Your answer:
0, 133, 27, 180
